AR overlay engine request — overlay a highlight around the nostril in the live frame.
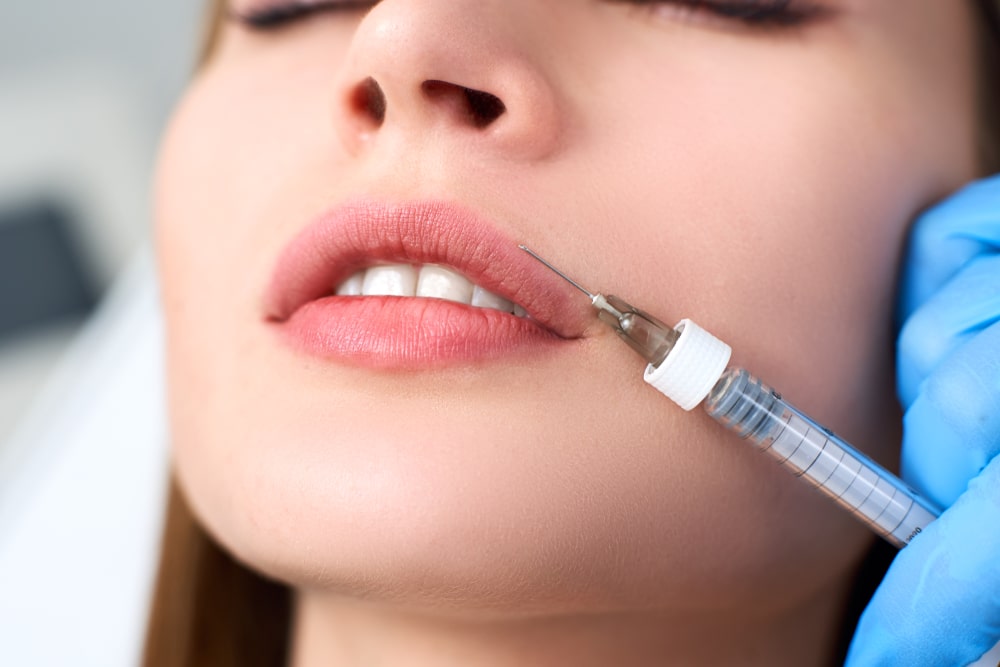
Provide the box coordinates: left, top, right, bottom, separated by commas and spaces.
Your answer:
350, 76, 387, 127
463, 88, 506, 128
422, 80, 506, 129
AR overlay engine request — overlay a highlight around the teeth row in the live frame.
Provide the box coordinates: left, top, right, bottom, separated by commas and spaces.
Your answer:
334, 264, 527, 317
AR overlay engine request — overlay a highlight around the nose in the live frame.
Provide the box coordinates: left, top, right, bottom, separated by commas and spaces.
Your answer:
333, 0, 564, 160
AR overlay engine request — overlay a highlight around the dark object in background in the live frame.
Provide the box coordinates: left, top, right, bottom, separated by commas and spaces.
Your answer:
0, 197, 99, 342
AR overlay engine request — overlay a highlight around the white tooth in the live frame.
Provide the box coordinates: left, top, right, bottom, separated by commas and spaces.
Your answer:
470, 285, 514, 313
416, 265, 474, 304
513, 304, 527, 318
362, 264, 418, 296
335, 271, 365, 296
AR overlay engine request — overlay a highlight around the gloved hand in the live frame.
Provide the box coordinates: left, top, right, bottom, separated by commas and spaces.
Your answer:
846, 174, 1000, 666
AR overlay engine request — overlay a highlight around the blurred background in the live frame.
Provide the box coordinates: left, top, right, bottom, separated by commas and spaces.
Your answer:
0, 0, 203, 440
0, 1, 205, 664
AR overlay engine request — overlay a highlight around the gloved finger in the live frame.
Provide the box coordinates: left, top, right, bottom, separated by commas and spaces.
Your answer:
901, 319, 1000, 509
898, 173, 1000, 323
897, 255, 1000, 408
846, 453, 1000, 667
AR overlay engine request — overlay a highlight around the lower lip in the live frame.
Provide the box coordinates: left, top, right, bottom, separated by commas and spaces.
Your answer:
272, 296, 566, 369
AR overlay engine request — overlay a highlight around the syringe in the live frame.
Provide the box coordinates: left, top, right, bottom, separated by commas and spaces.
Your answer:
520, 246, 942, 548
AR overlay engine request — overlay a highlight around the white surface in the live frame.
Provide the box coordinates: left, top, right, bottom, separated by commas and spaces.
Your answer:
0, 248, 169, 667
971, 639, 1000, 667
0, 324, 80, 446
643, 318, 732, 411
0, 63, 158, 446
0, 0, 201, 454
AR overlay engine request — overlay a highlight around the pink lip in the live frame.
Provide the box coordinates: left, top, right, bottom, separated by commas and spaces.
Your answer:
263, 200, 591, 368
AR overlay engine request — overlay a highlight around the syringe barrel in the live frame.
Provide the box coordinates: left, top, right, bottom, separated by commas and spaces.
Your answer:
703, 368, 940, 548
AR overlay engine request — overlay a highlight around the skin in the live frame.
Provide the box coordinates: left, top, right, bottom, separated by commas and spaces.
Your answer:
155, 0, 980, 664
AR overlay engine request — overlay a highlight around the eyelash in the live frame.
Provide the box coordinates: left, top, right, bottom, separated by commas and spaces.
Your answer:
228, 1, 375, 29
228, 0, 818, 32
615, 0, 818, 27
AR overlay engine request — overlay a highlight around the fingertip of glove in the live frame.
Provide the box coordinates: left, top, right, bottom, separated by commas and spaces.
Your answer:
902, 394, 985, 508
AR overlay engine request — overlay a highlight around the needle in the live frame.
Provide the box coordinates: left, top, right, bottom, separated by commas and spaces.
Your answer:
518, 245, 596, 298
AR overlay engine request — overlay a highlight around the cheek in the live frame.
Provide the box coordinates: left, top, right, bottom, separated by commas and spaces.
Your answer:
570, 47, 943, 450
154, 68, 263, 549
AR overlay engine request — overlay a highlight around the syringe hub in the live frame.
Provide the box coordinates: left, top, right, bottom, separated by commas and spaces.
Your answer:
596, 294, 681, 367
517, 246, 683, 366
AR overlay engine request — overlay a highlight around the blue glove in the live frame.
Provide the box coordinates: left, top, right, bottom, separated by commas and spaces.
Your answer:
846, 175, 1000, 666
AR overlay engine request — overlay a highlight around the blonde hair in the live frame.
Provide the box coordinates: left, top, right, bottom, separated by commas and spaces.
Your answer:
142, 2, 1000, 666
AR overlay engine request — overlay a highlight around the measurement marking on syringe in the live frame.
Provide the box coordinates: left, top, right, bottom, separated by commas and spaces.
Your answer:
790, 432, 824, 477
837, 464, 879, 513
859, 477, 897, 523
762, 417, 807, 465
872, 488, 913, 535
798, 439, 844, 485
846, 484, 877, 514
822, 455, 860, 498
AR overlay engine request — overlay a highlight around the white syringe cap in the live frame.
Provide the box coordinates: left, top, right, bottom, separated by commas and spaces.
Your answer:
643, 318, 732, 411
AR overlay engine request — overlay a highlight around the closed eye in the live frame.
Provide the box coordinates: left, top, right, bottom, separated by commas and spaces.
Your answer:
609, 0, 827, 28
229, 0, 376, 30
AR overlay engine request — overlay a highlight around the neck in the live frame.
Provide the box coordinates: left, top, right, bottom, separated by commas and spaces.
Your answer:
288, 581, 851, 667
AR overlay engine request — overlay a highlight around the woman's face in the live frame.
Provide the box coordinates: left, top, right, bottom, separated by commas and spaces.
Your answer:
156, 0, 978, 617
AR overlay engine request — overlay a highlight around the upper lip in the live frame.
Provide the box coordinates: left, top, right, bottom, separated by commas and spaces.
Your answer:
262, 199, 592, 339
